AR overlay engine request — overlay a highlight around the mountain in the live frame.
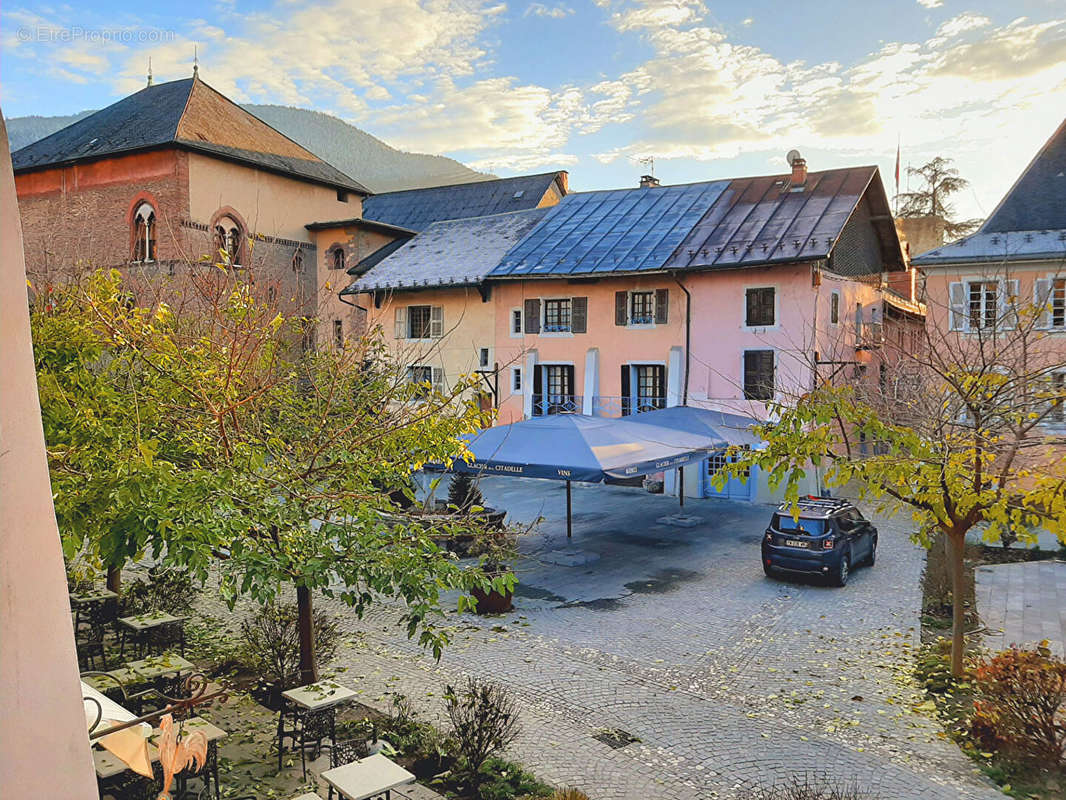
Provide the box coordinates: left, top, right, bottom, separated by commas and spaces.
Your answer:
5, 104, 492, 193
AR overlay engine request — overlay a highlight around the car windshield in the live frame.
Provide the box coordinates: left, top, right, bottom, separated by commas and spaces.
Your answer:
773, 514, 826, 536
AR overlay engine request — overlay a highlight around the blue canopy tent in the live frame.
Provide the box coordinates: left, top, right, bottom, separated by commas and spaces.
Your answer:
433, 414, 725, 537
625, 406, 763, 506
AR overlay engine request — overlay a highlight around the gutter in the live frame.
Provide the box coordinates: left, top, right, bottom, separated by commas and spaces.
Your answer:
671, 272, 691, 405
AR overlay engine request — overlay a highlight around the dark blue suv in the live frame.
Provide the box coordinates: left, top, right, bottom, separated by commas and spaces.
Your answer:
761, 496, 877, 586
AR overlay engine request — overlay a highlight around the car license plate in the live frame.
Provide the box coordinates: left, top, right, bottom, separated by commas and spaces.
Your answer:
785, 539, 808, 548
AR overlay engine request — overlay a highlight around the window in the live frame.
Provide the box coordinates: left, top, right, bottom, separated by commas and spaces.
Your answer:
707, 447, 751, 480
512, 367, 522, 393
629, 291, 655, 325
533, 364, 576, 415
772, 514, 825, 536
969, 281, 999, 330
214, 217, 243, 266
331, 248, 345, 271
132, 202, 156, 262
745, 287, 775, 327
511, 308, 523, 336
635, 365, 665, 413
407, 365, 433, 398
394, 305, 443, 339
743, 350, 775, 401
479, 348, 490, 369
1049, 373, 1065, 424
830, 291, 839, 325
616, 289, 668, 326
337, 190, 349, 203
1054, 279, 1066, 328
544, 299, 572, 332
268, 286, 277, 305
333, 320, 343, 349
292, 250, 304, 273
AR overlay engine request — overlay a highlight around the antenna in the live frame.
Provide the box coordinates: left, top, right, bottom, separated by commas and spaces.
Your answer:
147, 57, 153, 87
193, 45, 199, 77
786, 149, 802, 166
638, 156, 655, 176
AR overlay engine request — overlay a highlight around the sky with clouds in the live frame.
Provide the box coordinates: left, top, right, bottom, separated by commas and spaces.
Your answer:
2, 0, 1064, 220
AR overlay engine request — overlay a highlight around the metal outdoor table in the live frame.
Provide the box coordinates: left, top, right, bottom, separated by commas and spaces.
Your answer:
118, 611, 186, 658
70, 588, 119, 606
282, 680, 357, 712
321, 753, 416, 800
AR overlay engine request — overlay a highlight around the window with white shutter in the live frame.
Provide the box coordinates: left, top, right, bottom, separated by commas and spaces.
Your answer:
394, 307, 407, 339
430, 306, 444, 338
1035, 277, 1066, 329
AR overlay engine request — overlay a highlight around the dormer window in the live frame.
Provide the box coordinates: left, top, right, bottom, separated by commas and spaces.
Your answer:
132, 202, 156, 262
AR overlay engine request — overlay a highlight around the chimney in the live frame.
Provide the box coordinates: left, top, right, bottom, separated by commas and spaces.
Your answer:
555, 170, 569, 195
640, 174, 661, 189
789, 155, 807, 188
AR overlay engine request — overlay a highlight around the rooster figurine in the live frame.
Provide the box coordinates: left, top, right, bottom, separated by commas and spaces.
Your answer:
156, 713, 208, 800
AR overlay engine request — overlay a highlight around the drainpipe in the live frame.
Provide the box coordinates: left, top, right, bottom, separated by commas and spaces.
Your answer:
671, 272, 691, 405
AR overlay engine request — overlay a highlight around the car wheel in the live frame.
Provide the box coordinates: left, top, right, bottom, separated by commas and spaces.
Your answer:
867, 537, 877, 567
833, 553, 850, 587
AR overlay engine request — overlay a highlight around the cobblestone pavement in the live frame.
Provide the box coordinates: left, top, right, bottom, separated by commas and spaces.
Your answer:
194, 478, 1004, 800
976, 560, 1066, 658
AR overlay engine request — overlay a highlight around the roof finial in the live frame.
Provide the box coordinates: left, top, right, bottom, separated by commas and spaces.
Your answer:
147, 57, 153, 87
193, 45, 199, 77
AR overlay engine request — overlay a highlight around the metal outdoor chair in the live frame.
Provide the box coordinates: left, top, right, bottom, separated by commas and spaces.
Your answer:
299, 705, 337, 780
326, 738, 371, 800
76, 606, 111, 671
146, 619, 186, 657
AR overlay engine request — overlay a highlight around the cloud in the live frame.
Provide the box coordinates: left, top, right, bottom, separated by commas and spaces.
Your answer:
917, 0, 942, 8
524, 3, 575, 19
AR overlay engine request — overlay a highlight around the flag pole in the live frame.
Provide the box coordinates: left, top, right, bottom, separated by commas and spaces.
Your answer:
894, 134, 901, 217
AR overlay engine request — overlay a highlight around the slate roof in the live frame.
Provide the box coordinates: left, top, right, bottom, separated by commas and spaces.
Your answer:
11, 77, 368, 193
490, 167, 898, 278
342, 208, 550, 295
361, 172, 564, 232
982, 118, 1066, 234
913, 118, 1066, 266
908, 230, 1066, 266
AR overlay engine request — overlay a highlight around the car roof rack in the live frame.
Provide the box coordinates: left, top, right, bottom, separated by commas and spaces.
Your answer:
777, 496, 852, 515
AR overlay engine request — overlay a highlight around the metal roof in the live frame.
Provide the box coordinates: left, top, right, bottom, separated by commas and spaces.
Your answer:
342, 208, 550, 295
490, 181, 730, 277
11, 77, 367, 193
489, 167, 896, 278
361, 172, 564, 231
665, 167, 890, 270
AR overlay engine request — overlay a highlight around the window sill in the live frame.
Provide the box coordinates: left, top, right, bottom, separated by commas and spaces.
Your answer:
743, 324, 780, 333
626, 322, 657, 330
538, 331, 574, 338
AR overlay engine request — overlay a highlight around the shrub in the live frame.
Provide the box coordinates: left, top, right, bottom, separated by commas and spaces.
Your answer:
239, 602, 340, 682
122, 567, 195, 615
751, 775, 877, 799
473, 757, 552, 800
445, 677, 521, 776
969, 643, 1066, 764
447, 473, 484, 514
549, 790, 590, 800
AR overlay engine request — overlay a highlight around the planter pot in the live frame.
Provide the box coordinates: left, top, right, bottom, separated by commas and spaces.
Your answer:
471, 579, 514, 614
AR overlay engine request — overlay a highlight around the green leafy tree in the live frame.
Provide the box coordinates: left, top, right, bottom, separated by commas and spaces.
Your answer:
715, 290, 1065, 677
895, 156, 983, 239
35, 268, 510, 682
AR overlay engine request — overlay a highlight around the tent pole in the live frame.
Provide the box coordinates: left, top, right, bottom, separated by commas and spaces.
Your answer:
566, 480, 572, 539
678, 466, 685, 508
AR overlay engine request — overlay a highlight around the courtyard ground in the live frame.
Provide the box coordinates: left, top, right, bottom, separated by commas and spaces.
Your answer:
232, 476, 1006, 800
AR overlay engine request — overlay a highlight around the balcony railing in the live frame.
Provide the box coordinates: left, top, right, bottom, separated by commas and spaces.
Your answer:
856, 321, 884, 350
591, 395, 667, 418
531, 394, 583, 416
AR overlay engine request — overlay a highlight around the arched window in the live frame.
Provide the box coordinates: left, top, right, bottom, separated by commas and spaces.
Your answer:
292, 249, 304, 273
132, 202, 156, 262
214, 217, 244, 266
332, 248, 345, 270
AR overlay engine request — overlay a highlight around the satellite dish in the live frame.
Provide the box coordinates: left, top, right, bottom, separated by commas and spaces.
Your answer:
786, 149, 802, 166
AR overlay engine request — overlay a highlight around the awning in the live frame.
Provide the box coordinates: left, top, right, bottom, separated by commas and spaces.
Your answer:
440, 413, 724, 483
623, 406, 763, 449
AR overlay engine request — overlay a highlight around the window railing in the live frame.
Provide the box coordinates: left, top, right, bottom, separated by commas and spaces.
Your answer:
542, 323, 571, 333
590, 396, 667, 417
629, 314, 654, 325
531, 394, 582, 416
